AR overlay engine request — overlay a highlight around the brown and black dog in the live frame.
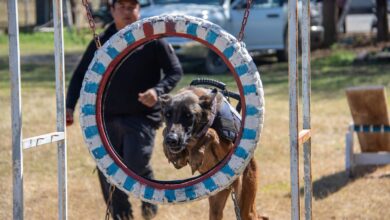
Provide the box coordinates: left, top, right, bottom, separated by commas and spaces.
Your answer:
159, 87, 265, 220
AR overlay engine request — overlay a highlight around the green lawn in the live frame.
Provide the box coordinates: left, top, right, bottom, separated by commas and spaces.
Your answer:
0, 30, 92, 56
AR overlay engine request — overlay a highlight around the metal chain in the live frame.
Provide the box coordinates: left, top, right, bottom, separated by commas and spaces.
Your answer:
82, 0, 102, 48
231, 187, 242, 220
237, 0, 253, 42
105, 184, 116, 220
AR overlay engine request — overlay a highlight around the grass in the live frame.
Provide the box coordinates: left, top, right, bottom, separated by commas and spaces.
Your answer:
0, 29, 93, 56
1, 38, 390, 219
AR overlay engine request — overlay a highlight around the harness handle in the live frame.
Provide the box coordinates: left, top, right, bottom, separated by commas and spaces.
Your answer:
190, 78, 226, 90
190, 78, 242, 113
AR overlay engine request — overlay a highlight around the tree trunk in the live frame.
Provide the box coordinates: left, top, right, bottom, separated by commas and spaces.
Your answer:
70, 0, 77, 24
322, 0, 339, 48
376, 0, 389, 42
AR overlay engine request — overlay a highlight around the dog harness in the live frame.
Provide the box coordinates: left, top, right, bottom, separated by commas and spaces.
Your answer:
211, 97, 242, 142
194, 90, 242, 142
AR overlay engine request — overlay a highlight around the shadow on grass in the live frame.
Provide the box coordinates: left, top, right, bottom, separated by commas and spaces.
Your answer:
299, 166, 380, 200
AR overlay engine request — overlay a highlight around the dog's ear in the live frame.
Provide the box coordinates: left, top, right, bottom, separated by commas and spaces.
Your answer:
159, 94, 172, 109
199, 89, 217, 110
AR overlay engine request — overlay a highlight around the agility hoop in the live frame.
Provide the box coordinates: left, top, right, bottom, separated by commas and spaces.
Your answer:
79, 15, 264, 204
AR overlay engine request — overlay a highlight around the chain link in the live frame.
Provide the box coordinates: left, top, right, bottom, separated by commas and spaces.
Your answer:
82, 0, 102, 48
105, 184, 116, 220
237, 0, 253, 42
231, 187, 242, 220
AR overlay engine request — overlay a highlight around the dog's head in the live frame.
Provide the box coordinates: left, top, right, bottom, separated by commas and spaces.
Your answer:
159, 87, 218, 169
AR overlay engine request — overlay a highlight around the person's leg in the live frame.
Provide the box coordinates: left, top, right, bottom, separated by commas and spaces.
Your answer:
97, 169, 134, 220
122, 117, 158, 220
97, 169, 110, 203
101, 117, 133, 219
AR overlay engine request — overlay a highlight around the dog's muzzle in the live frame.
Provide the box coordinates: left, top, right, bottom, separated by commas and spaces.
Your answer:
164, 133, 186, 154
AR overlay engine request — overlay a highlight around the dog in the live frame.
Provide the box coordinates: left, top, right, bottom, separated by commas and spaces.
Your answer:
159, 86, 264, 220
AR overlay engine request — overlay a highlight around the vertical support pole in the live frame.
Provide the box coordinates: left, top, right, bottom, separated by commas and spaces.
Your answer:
345, 125, 354, 177
288, 0, 299, 219
53, 0, 68, 219
8, 0, 24, 219
301, 0, 312, 219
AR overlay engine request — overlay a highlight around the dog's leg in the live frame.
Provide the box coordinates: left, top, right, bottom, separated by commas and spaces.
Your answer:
238, 158, 260, 220
208, 188, 231, 220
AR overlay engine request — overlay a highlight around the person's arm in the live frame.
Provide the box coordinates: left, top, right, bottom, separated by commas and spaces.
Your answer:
66, 41, 97, 125
138, 39, 183, 108
154, 39, 183, 96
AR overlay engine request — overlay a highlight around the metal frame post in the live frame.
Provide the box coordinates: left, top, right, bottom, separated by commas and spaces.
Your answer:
8, 0, 24, 218
289, 0, 312, 219
53, 0, 68, 219
345, 125, 354, 177
8, 0, 68, 219
301, 0, 312, 219
288, 0, 300, 219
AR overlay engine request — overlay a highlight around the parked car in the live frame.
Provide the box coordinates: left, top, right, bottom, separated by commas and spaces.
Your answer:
348, 0, 375, 14
140, 0, 324, 74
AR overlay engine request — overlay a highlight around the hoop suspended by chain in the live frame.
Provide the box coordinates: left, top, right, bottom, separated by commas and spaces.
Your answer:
79, 3, 263, 205
82, 0, 253, 47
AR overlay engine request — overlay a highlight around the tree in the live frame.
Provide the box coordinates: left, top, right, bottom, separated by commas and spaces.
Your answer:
322, 0, 339, 47
376, 0, 389, 42
70, 0, 77, 25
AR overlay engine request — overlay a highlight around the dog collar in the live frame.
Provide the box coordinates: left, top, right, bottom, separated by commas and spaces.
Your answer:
194, 91, 218, 139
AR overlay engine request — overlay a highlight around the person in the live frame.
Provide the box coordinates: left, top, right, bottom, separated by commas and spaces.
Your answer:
65, 0, 183, 219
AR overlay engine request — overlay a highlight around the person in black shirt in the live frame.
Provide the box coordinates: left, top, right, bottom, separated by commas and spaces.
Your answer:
66, 0, 183, 219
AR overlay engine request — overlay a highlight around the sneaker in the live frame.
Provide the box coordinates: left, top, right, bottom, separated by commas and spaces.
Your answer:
141, 202, 158, 220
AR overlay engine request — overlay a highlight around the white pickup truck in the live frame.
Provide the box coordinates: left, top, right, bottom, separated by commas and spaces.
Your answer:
140, 0, 324, 74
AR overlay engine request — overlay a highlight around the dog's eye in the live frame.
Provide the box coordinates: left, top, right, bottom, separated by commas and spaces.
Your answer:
165, 112, 171, 118
185, 113, 192, 118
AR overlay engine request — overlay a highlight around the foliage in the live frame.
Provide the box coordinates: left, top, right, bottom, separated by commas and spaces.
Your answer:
0, 29, 97, 55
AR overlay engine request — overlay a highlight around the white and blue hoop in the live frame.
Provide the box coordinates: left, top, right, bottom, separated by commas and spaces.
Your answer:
79, 15, 264, 204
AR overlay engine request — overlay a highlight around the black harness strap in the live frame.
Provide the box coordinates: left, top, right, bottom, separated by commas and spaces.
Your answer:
194, 91, 218, 139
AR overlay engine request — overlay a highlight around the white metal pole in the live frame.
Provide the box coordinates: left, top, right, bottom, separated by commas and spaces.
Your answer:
8, 0, 24, 219
288, 0, 300, 219
301, 0, 312, 219
52, 0, 68, 219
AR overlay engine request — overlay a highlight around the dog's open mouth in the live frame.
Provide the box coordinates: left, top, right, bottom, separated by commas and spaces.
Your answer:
166, 144, 185, 154
163, 141, 189, 169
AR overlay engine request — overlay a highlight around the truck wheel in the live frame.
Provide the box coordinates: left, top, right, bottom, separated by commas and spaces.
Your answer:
276, 29, 302, 62
277, 33, 288, 62
205, 50, 228, 74
276, 49, 288, 62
